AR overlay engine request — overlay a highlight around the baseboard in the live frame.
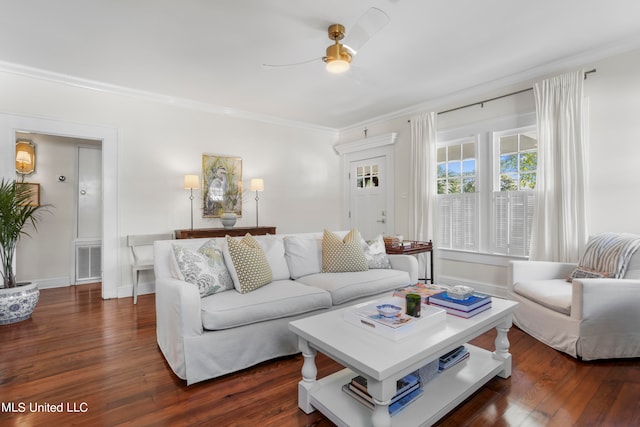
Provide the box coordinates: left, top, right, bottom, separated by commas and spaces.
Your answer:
117, 282, 155, 299
437, 275, 508, 298
30, 277, 71, 289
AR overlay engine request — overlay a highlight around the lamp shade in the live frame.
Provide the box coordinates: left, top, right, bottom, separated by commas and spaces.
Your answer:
250, 178, 264, 192
16, 150, 31, 165
184, 174, 199, 190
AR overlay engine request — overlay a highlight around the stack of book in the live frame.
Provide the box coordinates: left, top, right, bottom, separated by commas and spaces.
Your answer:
392, 283, 449, 305
438, 345, 470, 371
342, 371, 423, 416
429, 292, 492, 318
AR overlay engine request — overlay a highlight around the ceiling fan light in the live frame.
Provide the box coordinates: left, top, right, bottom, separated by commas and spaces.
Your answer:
326, 59, 350, 74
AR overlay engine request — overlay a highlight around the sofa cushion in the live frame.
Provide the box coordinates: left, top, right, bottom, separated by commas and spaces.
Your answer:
362, 234, 391, 269
296, 269, 410, 305
283, 235, 323, 279
200, 280, 332, 330
256, 235, 290, 281
322, 229, 368, 273
170, 243, 233, 297
513, 279, 572, 315
226, 234, 273, 293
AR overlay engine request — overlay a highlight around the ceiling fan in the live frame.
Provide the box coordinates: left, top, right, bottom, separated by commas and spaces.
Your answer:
262, 7, 390, 74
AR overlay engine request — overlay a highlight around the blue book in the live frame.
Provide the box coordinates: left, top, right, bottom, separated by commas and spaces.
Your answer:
429, 292, 491, 311
389, 387, 423, 416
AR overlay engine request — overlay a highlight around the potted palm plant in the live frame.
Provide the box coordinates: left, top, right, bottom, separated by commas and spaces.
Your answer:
0, 178, 49, 324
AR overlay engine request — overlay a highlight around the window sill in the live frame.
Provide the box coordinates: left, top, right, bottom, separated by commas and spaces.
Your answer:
436, 248, 528, 267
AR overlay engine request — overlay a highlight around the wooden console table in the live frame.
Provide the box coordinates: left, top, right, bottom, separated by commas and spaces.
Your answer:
385, 240, 434, 284
175, 226, 276, 239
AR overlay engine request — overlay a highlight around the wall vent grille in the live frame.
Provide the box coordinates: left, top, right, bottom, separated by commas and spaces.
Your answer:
76, 244, 101, 282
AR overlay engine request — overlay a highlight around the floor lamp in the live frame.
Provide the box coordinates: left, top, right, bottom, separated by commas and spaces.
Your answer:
184, 175, 199, 230
250, 178, 264, 227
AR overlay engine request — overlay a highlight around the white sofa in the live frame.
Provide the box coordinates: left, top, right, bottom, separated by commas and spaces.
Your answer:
508, 247, 640, 360
154, 231, 419, 385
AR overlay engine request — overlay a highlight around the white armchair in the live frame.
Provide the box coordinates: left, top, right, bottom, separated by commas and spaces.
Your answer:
508, 255, 640, 360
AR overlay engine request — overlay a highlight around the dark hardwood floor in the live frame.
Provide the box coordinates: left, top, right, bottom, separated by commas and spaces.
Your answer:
0, 284, 638, 426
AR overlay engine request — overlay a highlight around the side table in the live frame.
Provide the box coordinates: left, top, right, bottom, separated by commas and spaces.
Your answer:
175, 226, 276, 239
385, 240, 434, 284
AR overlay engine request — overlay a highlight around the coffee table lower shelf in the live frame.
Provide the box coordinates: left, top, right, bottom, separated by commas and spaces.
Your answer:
306, 344, 502, 427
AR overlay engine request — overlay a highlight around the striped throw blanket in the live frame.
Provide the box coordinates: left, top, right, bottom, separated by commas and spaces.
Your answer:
575, 233, 640, 279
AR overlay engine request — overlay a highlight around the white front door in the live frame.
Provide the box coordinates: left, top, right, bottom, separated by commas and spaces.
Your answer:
349, 156, 388, 240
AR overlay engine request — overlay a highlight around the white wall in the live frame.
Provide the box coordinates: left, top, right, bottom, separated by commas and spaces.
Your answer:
0, 72, 341, 298
338, 47, 640, 295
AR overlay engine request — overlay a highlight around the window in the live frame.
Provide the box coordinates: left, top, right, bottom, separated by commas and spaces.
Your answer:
436, 117, 537, 258
436, 138, 478, 251
356, 164, 379, 188
492, 127, 537, 256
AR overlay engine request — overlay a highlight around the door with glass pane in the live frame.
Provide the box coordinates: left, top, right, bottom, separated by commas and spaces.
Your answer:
349, 156, 387, 240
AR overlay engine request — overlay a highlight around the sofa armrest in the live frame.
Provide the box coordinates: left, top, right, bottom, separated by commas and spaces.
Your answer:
388, 254, 419, 284
155, 277, 203, 339
571, 278, 640, 321
509, 260, 576, 292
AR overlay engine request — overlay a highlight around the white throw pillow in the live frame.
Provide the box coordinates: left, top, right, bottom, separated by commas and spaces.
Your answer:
256, 235, 290, 281
283, 236, 323, 279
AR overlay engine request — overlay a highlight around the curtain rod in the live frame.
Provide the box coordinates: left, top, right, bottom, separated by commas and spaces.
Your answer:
407, 68, 597, 121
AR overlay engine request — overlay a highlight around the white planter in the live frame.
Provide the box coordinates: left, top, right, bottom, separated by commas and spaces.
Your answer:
0, 282, 39, 325
220, 212, 238, 229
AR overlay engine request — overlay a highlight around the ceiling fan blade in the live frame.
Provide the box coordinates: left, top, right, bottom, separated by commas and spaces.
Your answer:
261, 57, 322, 69
343, 7, 390, 55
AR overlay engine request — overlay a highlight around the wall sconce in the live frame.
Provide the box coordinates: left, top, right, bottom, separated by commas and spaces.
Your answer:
184, 175, 200, 230
250, 178, 264, 227
15, 140, 35, 175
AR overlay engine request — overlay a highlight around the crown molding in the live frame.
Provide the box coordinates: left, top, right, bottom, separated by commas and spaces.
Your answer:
334, 132, 397, 155
0, 60, 339, 136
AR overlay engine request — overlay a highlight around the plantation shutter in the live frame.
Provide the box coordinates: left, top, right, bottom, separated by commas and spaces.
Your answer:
438, 193, 478, 251
494, 192, 509, 254
437, 197, 451, 249
492, 190, 535, 256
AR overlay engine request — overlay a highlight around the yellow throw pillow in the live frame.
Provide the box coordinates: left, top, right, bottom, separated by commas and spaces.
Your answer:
322, 229, 369, 273
226, 234, 273, 293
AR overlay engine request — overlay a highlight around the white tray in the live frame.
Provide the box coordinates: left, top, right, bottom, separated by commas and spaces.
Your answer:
344, 297, 446, 341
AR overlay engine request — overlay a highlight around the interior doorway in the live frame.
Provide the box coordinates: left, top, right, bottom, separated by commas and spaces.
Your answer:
0, 112, 118, 299
14, 133, 103, 287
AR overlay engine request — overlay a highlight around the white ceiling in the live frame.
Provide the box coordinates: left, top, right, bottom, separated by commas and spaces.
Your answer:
2, 0, 640, 130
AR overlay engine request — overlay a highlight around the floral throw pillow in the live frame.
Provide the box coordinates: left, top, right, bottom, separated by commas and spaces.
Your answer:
198, 239, 234, 291
171, 241, 233, 297
361, 235, 391, 269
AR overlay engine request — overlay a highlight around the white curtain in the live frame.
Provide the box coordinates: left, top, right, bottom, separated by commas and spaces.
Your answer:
529, 70, 588, 262
409, 112, 437, 279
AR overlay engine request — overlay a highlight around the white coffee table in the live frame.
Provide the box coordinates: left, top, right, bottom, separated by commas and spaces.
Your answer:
289, 297, 518, 427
